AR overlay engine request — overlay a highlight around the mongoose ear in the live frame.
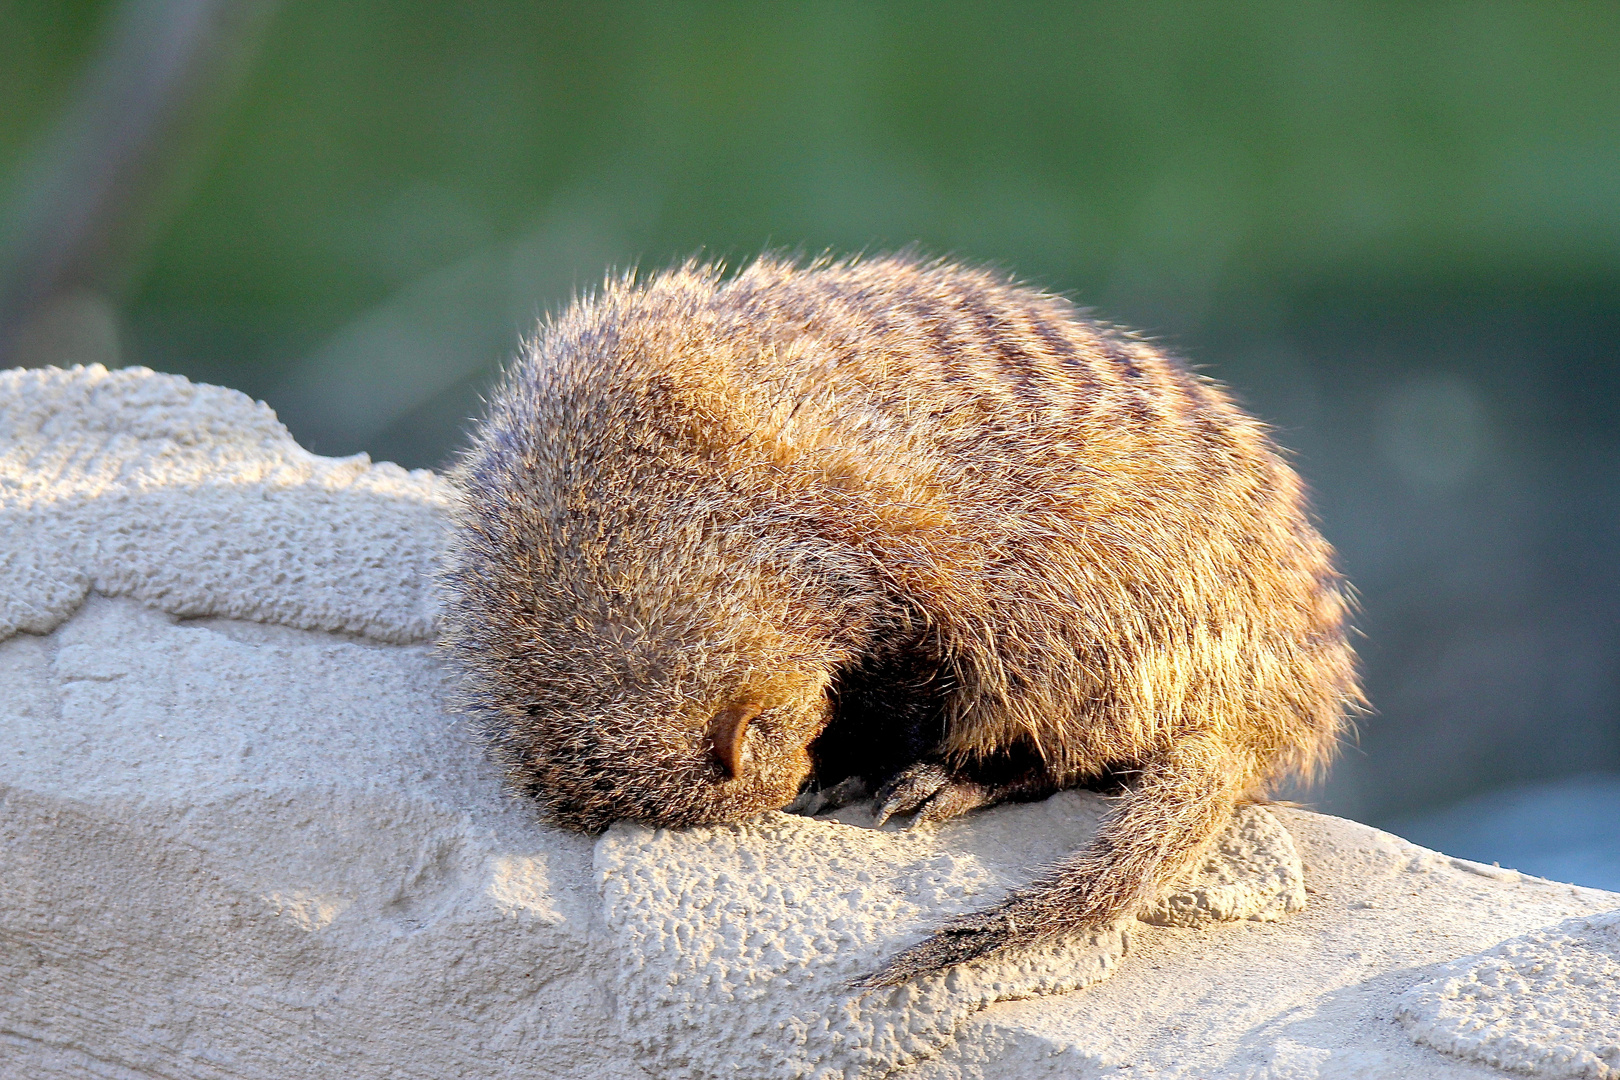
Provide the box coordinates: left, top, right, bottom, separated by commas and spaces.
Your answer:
707, 702, 763, 780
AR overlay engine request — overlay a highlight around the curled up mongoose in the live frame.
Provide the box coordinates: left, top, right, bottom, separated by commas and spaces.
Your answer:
440, 253, 1362, 986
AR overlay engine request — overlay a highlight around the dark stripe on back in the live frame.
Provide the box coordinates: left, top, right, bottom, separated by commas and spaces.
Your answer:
891, 284, 975, 384
1164, 357, 1214, 409
1087, 330, 1153, 424
1025, 311, 1104, 413
959, 291, 1048, 407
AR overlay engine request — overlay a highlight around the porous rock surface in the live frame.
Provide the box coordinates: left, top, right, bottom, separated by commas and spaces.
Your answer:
0, 363, 446, 644
2, 365, 1616, 1080
599, 797, 1300, 1080
1397, 910, 1620, 1079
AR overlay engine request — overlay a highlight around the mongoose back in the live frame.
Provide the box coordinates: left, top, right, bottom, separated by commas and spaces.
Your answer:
441, 253, 1361, 985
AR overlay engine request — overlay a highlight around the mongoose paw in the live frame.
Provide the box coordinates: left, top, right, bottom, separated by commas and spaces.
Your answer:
784, 775, 871, 817
872, 761, 993, 827
855, 908, 1015, 988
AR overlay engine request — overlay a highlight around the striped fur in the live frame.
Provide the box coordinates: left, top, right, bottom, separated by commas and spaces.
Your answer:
441, 253, 1362, 984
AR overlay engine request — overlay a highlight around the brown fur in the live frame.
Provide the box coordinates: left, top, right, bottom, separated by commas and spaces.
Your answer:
440, 253, 1362, 985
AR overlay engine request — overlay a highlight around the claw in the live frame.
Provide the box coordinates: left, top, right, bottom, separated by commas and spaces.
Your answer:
787, 775, 871, 817
816, 775, 871, 813
873, 761, 995, 828
873, 761, 951, 827
911, 777, 992, 824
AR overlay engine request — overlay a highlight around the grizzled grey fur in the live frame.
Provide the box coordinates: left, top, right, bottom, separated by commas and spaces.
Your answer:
440, 253, 1361, 984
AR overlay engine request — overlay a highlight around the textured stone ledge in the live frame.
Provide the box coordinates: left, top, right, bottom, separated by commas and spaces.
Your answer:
3, 365, 1615, 1080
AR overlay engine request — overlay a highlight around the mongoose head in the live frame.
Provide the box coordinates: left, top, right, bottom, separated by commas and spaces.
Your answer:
441, 261, 901, 832
525, 602, 847, 832
444, 539, 852, 831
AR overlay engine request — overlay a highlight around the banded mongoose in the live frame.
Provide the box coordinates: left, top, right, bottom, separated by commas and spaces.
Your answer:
441, 253, 1361, 986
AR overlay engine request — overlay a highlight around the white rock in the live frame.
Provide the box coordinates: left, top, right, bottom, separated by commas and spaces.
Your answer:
598, 799, 1300, 1080
0, 364, 447, 643
1397, 910, 1620, 1079
2, 365, 1616, 1080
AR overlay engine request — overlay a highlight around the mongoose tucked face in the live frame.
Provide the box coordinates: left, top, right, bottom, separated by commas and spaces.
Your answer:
442, 474, 863, 830
443, 253, 1361, 985
502, 609, 843, 832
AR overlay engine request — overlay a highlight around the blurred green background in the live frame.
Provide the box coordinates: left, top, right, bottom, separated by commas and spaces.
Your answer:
4, 1, 1618, 878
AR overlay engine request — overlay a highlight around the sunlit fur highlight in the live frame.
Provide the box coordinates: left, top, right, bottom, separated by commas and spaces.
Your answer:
440, 252, 1362, 983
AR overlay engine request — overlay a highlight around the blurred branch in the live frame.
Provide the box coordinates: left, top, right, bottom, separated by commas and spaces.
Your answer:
0, 0, 279, 366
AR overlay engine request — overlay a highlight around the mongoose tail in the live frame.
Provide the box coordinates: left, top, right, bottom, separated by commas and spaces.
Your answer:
858, 733, 1261, 987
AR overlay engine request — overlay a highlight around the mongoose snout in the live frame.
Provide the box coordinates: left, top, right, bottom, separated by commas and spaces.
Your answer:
441, 252, 1362, 985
